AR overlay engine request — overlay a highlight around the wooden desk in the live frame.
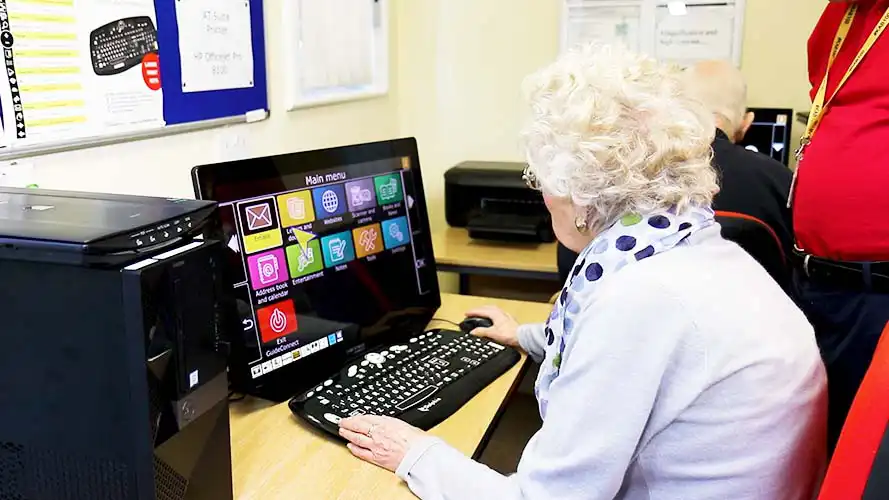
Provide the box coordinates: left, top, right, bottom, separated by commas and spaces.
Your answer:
230, 293, 552, 500
431, 228, 560, 294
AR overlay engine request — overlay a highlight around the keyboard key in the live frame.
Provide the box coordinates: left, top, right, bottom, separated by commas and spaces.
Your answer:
395, 385, 438, 411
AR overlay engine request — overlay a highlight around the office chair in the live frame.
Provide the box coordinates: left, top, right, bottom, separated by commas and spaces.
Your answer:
714, 210, 790, 294
818, 321, 889, 500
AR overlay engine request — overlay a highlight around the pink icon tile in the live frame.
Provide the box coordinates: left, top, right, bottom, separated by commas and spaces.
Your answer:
247, 248, 288, 290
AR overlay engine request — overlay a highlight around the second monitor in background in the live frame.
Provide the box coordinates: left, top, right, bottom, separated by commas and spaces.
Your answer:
738, 107, 793, 166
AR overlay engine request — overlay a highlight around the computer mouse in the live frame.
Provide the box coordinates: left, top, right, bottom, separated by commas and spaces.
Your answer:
459, 316, 494, 334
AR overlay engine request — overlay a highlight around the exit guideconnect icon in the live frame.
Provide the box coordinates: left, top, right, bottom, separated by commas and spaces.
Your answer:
257, 301, 297, 343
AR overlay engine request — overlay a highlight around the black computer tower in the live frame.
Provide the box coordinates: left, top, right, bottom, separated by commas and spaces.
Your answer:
0, 239, 235, 499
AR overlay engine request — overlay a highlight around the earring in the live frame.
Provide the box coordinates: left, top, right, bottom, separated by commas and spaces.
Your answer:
574, 215, 588, 233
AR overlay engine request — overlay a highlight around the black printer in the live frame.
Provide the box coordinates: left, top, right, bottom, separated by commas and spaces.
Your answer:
444, 161, 554, 243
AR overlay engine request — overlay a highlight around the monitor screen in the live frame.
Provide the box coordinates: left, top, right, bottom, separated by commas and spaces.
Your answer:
738, 107, 793, 166
193, 138, 441, 400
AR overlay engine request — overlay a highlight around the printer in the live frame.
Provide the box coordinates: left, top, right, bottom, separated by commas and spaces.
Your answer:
444, 161, 554, 243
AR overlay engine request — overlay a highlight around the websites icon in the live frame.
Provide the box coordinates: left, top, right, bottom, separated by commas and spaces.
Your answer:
321, 190, 339, 213
312, 184, 347, 218
320, 231, 356, 268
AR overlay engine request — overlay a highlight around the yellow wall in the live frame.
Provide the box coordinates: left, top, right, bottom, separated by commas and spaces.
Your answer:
740, 1, 825, 159
395, 0, 562, 229
396, 0, 827, 233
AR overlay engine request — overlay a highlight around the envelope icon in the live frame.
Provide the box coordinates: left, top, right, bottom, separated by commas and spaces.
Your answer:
245, 203, 273, 231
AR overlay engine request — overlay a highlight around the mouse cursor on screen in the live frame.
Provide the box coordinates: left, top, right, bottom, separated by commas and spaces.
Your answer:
291, 229, 316, 256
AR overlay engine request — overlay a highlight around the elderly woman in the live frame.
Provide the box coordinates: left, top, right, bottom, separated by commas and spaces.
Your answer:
339, 45, 827, 499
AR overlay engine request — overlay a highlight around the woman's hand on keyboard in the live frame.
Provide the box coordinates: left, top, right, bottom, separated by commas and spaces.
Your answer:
339, 415, 427, 472
463, 306, 520, 349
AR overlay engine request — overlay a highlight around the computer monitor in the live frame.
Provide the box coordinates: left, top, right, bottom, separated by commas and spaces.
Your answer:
738, 107, 793, 166
192, 138, 441, 401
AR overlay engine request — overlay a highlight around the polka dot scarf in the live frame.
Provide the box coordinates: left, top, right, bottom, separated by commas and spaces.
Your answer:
534, 206, 716, 418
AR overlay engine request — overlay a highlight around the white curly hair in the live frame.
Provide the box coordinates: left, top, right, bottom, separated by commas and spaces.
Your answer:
521, 43, 719, 231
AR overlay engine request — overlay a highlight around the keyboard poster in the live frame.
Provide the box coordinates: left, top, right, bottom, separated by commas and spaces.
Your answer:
0, 0, 266, 148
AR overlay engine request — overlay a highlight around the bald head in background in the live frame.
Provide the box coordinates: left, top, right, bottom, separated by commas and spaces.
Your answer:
681, 60, 755, 144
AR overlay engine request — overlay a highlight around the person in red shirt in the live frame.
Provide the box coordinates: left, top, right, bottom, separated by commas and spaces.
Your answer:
793, 0, 889, 451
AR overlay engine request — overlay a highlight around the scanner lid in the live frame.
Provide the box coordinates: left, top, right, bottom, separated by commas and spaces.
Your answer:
0, 187, 215, 254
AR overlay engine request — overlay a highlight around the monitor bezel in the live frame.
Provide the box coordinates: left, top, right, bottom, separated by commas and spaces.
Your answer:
191, 137, 443, 402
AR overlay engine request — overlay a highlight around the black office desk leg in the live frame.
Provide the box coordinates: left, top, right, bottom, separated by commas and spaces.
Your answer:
459, 274, 470, 295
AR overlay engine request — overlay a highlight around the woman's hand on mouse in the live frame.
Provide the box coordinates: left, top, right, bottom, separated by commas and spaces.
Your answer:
463, 306, 521, 348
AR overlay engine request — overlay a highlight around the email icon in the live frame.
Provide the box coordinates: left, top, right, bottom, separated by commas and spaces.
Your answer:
245, 203, 273, 231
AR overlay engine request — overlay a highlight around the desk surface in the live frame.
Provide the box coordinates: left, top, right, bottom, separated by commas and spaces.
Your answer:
431, 227, 558, 276
230, 293, 552, 500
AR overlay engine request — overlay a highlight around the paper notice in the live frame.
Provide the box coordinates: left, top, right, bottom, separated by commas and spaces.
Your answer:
82, 0, 164, 131
297, 0, 374, 91
176, 0, 254, 93
0, 0, 91, 144
655, 4, 734, 64
565, 5, 641, 52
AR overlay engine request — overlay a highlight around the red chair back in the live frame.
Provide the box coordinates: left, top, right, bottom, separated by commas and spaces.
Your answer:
818, 321, 889, 499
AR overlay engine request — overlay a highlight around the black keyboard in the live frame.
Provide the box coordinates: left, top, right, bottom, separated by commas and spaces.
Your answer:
289, 329, 521, 437
90, 17, 158, 76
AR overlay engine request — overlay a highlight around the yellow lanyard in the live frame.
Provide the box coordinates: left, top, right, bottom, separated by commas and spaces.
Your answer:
789, 3, 889, 208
